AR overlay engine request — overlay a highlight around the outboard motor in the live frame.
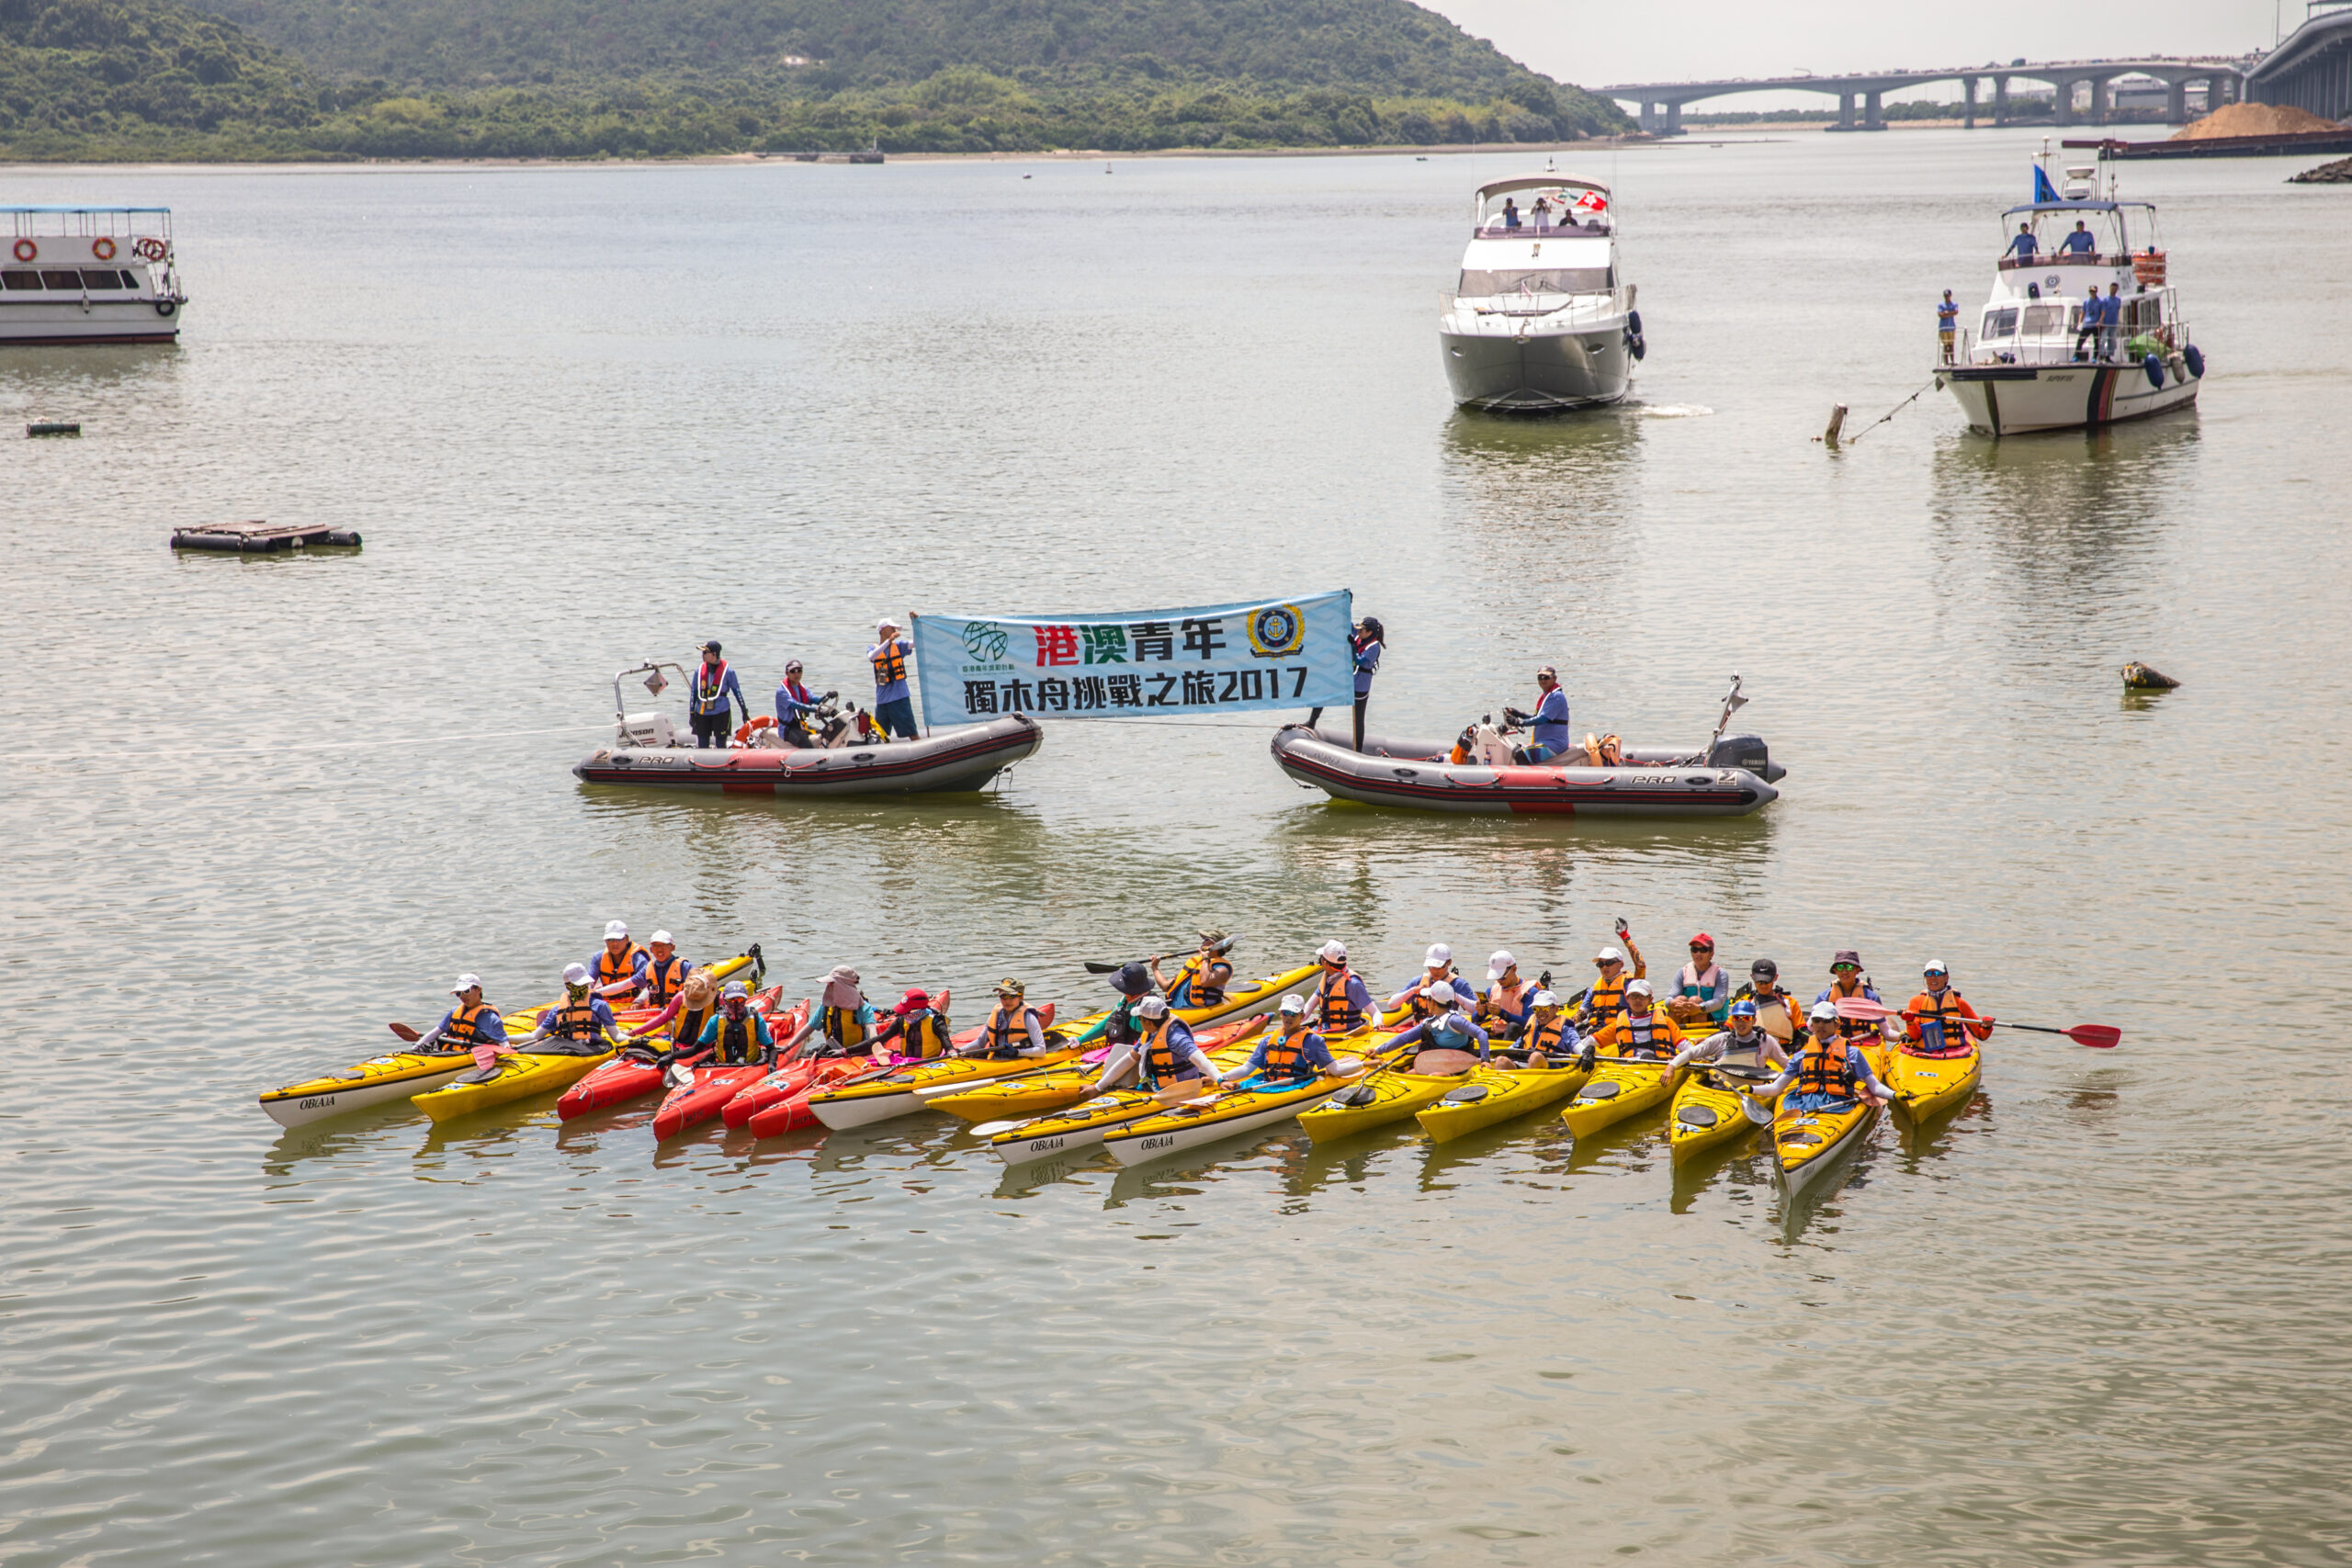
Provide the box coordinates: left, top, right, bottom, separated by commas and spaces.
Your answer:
1707, 734, 1783, 783
619, 711, 676, 748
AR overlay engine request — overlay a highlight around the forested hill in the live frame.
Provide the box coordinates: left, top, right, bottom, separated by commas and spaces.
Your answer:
4, 0, 1631, 160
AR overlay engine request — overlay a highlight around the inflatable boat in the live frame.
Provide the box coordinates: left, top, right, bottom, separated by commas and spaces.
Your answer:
1271, 721, 1782, 818
572, 662, 1041, 797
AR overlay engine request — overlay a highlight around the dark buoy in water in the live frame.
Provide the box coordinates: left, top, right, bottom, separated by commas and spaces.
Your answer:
2121, 662, 2181, 691
28, 422, 80, 437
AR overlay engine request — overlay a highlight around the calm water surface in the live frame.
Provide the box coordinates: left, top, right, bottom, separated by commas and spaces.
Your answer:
5, 132, 2349, 1565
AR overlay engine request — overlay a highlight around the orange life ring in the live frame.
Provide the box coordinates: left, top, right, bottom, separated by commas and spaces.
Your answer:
92, 237, 117, 261
133, 236, 167, 262
732, 715, 777, 746
10, 240, 34, 263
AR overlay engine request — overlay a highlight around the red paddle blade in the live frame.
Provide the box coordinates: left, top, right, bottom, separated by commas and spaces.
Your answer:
2068, 1024, 2121, 1049
389, 1021, 422, 1043
1832, 997, 1897, 1021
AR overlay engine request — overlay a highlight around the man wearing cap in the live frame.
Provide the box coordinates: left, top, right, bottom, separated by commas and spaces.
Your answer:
638, 931, 690, 1008
967, 979, 1049, 1059
1575, 937, 1646, 1032
1518, 991, 1581, 1066
590, 921, 648, 1002
1592, 978, 1680, 1060
1668, 933, 1732, 1027
1308, 941, 1374, 1034
1758, 1002, 1893, 1112
414, 975, 513, 1061
689, 640, 746, 750
1223, 994, 1340, 1085
514, 964, 627, 1055
1388, 943, 1468, 1021
1154, 931, 1233, 1011
1088, 993, 1219, 1095
1669, 998, 1787, 1075
874, 988, 954, 1060
1732, 959, 1806, 1046
1479, 951, 1537, 1037
1904, 963, 1994, 1055
1815, 950, 1889, 1049
867, 619, 919, 741
694, 981, 775, 1066
1385, 983, 1492, 1065
1503, 666, 1573, 764
774, 660, 836, 748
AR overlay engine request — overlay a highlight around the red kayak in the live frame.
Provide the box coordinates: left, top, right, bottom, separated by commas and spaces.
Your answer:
736, 998, 1057, 1138
556, 983, 790, 1121
723, 987, 966, 1126
651, 1001, 810, 1139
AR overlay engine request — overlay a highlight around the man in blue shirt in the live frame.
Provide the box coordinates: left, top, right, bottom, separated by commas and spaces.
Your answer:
774, 660, 833, 748
1220, 994, 1340, 1086
2056, 219, 2098, 256
867, 618, 919, 741
2100, 282, 2124, 359
1507, 666, 1571, 763
2073, 290, 2105, 361
688, 640, 745, 749
1937, 290, 1960, 364
2004, 222, 2038, 260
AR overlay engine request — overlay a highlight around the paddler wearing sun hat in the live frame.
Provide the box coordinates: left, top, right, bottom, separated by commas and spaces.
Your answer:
626, 966, 721, 1052
1815, 949, 1892, 1047
786, 966, 878, 1058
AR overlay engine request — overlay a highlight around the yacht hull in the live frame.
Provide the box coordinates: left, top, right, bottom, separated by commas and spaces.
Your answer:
1940, 359, 2199, 435
1442, 326, 1631, 412
0, 300, 183, 345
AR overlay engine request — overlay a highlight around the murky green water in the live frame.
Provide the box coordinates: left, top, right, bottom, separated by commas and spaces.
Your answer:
5, 132, 2347, 1564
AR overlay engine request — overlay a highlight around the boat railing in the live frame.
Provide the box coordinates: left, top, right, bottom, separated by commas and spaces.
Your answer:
1960, 314, 2193, 367
1473, 217, 1611, 240
1997, 252, 2137, 272
1441, 283, 1633, 322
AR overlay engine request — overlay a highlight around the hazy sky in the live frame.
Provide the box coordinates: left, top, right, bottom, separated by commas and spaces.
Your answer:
1425, 0, 2289, 96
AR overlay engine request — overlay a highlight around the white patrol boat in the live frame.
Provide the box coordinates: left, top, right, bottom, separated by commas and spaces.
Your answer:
1939, 144, 2201, 436
2, 206, 187, 346
1437, 174, 1641, 412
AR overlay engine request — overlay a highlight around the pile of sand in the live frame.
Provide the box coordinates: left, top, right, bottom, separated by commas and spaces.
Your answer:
2171, 102, 2344, 141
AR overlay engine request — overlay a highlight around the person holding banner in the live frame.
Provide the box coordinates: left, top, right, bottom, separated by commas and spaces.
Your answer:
1308, 615, 1383, 752
867, 619, 920, 741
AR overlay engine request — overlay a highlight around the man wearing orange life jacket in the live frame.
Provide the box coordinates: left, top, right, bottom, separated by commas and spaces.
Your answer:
414, 974, 514, 1066
1221, 993, 1340, 1086
964, 978, 1050, 1060
1154, 931, 1233, 1011
1574, 934, 1646, 1032
514, 964, 628, 1057
1306, 940, 1374, 1033
589, 919, 648, 1002
1758, 1002, 1894, 1112
1814, 949, 1894, 1050
1904, 961, 1995, 1055
1514, 991, 1584, 1066
868, 618, 920, 741
1387, 943, 1467, 1021
1592, 979, 1680, 1061
637, 931, 690, 1008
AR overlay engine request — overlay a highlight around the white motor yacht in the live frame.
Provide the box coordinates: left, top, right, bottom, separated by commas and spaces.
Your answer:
1939, 144, 2201, 435
1438, 175, 1641, 412
1, 206, 187, 346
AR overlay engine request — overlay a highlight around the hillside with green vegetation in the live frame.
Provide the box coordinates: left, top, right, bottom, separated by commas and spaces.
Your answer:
2, 0, 1631, 160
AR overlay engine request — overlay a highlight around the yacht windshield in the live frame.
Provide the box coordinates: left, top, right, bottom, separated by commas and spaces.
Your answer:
1459, 266, 1613, 297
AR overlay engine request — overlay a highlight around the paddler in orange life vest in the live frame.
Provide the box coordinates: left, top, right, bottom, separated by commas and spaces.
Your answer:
1154, 931, 1233, 1011
867, 618, 920, 741
688, 639, 746, 750
1514, 990, 1584, 1066
1087, 992, 1220, 1094
589, 920, 648, 1002
1574, 923, 1646, 1032
694, 981, 775, 1066
1221, 993, 1342, 1086
1306, 940, 1374, 1033
965, 979, 1048, 1059
414, 974, 515, 1068
873, 987, 955, 1060
1815, 949, 1893, 1050
1388, 943, 1467, 1020
1905, 961, 1995, 1055
1731, 957, 1807, 1046
514, 964, 628, 1055
1758, 1001, 1894, 1112
636, 931, 690, 1008
1478, 950, 1538, 1036
1593, 978, 1680, 1060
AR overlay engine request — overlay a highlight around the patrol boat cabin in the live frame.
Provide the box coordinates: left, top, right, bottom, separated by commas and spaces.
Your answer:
1, 207, 187, 346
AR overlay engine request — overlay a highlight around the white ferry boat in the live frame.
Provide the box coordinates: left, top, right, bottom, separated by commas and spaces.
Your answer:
1437, 175, 1641, 412
1939, 146, 2200, 435
2, 206, 187, 346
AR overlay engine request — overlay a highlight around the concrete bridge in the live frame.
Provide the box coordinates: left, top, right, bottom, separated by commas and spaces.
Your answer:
1600, 59, 2250, 135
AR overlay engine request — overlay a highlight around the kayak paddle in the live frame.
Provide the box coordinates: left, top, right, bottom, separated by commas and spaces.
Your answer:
389, 1021, 423, 1043
1081, 934, 1237, 975
1830, 996, 2118, 1048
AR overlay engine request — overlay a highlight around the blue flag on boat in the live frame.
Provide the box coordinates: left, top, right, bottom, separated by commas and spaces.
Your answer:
2033, 164, 2060, 204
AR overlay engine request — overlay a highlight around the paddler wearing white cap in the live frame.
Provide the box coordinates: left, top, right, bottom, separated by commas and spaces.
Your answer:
866, 617, 920, 741
1219, 993, 1341, 1086
1088, 992, 1219, 1095
589, 919, 648, 1000
413, 974, 514, 1065
1591, 978, 1679, 1061
514, 964, 627, 1055
1307, 940, 1374, 1032
1388, 942, 1468, 1021
1756, 1001, 1894, 1111
636, 931, 690, 1008
1478, 950, 1537, 1036
1384, 982, 1492, 1066
1517, 990, 1581, 1066
1574, 919, 1646, 1031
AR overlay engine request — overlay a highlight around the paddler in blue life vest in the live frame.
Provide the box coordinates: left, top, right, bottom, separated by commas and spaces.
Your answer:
514, 964, 628, 1055
1087, 992, 1219, 1094
636, 931, 690, 1008
589, 919, 648, 1002
414, 974, 514, 1066
1503, 665, 1573, 763
867, 618, 919, 741
1221, 993, 1340, 1085
872, 987, 955, 1060
786, 965, 878, 1058
1385, 982, 1492, 1066
1388, 943, 1468, 1020
1758, 1001, 1894, 1112
689, 639, 746, 750
1154, 931, 1234, 1010
1306, 941, 1374, 1033
694, 981, 775, 1066
963, 979, 1050, 1059
1478, 951, 1537, 1036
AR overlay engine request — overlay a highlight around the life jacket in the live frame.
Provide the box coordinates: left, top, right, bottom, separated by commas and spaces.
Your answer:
594, 943, 644, 991
1408, 970, 1461, 1021
1423, 1011, 1479, 1053
1255, 1023, 1320, 1081
870, 640, 908, 689
1168, 953, 1230, 1009
1317, 965, 1364, 1032
1104, 997, 1144, 1045
547, 994, 602, 1043
1137, 1018, 1202, 1087
641, 953, 688, 1005
980, 1003, 1040, 1059
1583, 970, 1631, 1023
897, 1010, 953, 1060
1613, 1007, 1677, 1060
1909, 987, 1980, 1055
1738, 985, 1804, 1044
1675, 963, 1725, 1008
822, 1004, 869, 1050
1524, 1014, 1570, 1059
1483, 978, 1532, 1031
710, 1013, 762, 1066
693, 660, 731, 714
1792, 1042, 1862, 1101
1821, 977, 1879, 1045
671, 1003, 713, 1045
1712, 1025, 1771, 1072
444, 1000, 494, 1046
779, 680, 820, 728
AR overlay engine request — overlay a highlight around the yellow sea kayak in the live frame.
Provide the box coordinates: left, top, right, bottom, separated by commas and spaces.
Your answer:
1560, 1055, 1685, 1140
1297, 1066, 1466, 1141
1775, 1097, 1879, 1194
1883, 1044, 1983, 1123
808, 1044, 1086, 1130
1415, 1062, 1589, 1143
1667, 1066, 1771, 1164
413, 1046, 614, 1123
1103, 1055, 1363, 1167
